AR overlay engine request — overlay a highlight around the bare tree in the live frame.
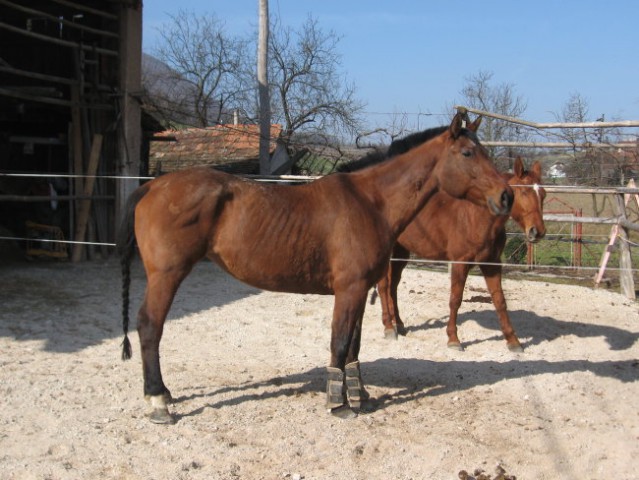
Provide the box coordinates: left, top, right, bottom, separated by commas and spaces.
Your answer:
455, 70, 529, 168
268, 15, 365, 149
554, 93, 622, 186
143, 11, 364, 174
149, 10, 249, 127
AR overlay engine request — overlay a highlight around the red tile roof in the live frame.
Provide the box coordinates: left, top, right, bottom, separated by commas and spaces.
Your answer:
149, 124, 283, 174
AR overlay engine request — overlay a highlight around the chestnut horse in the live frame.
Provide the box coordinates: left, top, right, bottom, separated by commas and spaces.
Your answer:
375, 157, 546, 351
118, 112, 512, 423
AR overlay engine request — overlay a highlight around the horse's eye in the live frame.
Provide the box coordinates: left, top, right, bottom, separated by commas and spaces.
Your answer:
462, 150, 472, 158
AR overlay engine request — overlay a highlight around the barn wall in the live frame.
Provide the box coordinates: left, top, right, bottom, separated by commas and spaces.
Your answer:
0, 0, 142, 261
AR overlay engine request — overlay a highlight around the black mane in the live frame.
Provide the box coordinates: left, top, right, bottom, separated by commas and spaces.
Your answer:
338, 125, 448, 173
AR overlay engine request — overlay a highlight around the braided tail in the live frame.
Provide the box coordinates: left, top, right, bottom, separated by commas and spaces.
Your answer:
116, 184, 149, 361
120, 253, 133, 360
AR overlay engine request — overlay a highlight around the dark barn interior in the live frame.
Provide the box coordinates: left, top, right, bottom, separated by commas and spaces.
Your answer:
0, 0, 142, 261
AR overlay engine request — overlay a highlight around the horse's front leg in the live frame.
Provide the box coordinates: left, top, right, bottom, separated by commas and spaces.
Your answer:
327, 286, 368, 418
138, 271, 187, 424
479, 264, 523, 352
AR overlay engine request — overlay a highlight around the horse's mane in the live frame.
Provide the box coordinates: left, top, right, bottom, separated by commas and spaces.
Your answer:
387, 126, 448, 157
337, 148, 389, 172
337, 126, 448, 173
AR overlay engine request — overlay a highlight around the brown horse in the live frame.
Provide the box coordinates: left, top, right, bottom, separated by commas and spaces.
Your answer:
118, 112, 513, 424
375, 157, 546, 351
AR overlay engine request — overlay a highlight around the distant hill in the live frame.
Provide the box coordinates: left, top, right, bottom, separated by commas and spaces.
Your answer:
141, 53, 221, 127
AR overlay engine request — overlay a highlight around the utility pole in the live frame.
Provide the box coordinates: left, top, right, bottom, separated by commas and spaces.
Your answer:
257, 0, 271, 174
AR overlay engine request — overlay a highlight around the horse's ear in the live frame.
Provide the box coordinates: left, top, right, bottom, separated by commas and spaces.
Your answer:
514, 156, 524, 177
450, 112, 464, 139
468, 115, 482, 132
531, 160, 543, 178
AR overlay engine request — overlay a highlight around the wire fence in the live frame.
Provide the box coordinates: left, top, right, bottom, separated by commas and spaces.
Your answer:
2, 171, 638, 283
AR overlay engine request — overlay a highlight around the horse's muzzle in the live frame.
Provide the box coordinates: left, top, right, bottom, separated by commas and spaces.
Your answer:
526, 225, 546, 243
488, 188, 514, 216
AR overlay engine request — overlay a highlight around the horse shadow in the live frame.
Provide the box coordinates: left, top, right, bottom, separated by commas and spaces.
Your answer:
164, 300, 638, 421
173, 354, 639, 421
402, 309, 639, 351
0, 258, 261, 353
172, 306, 639, 420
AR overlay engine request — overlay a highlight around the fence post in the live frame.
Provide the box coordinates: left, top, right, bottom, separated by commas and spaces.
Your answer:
574, 209, 583, 268
526, 242, 534, 269
613, 193, 635, 299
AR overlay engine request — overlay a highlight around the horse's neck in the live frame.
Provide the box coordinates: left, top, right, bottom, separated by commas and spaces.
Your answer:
353, 141, 442, 236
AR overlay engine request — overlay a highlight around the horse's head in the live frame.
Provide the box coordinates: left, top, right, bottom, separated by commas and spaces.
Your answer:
435, 112, 513, 216
508, 157, 546, 243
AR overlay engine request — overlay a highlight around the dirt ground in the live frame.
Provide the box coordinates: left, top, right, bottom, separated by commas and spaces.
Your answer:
1, 257, 638, 480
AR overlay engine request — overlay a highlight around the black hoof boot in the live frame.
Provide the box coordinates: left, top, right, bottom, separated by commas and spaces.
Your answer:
326, 366, 345, 409
345, 361, 363, 410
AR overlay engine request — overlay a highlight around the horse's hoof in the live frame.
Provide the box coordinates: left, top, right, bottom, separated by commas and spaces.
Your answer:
447, 342, 464, 351
384, 328, 398, 340
329, 405, 358, 419
148, 408, 176, 425
396, 325, 408, 336
145, 391, 173, 405
508, 343, 524, 353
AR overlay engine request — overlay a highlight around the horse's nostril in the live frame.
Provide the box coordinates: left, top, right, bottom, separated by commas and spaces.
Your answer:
529, 227, 538, 240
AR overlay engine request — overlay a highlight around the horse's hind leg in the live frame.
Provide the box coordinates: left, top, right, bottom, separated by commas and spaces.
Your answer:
378, 245, 409, 339
480, 264, 523, 352
388, 245, 409, 336
377, 268, 396, 339
138, 268, 190, 424
328, 287, 368, 418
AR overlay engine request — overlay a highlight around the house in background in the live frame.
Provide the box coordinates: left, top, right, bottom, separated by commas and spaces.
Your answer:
149, 124, 291, 176
547, 161, 567, 180
614, 142, 639, 184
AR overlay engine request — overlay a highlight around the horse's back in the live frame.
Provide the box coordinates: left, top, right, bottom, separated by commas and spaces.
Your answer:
209, 172, 393, 293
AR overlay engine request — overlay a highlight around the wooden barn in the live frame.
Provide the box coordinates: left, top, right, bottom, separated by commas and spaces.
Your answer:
0, 0, 143, 261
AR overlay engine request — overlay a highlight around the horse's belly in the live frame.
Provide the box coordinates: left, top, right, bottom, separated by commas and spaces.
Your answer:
209, 250, 334, 295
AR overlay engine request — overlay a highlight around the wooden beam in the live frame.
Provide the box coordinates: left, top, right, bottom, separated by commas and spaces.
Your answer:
0, 21, 118, 57
456, 105, 639, 129
542, 185, 639, 195
483, 141, 637, 149
0, 86, 113, 109
0, 195, 113, 202
114, 4, 142, 229
49, 0, 119, 21
0, 86, 72, 107
613, 194, 636, 299
0, 0, 119, 39
0, 65, 77, 86
71, 134, 103, 262
544, 214, 639, 233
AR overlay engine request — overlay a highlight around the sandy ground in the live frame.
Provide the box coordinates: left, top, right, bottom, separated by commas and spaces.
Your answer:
1, 258, 638, 480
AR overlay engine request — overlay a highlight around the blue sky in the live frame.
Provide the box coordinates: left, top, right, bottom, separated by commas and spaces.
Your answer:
143, 1, 639, 130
